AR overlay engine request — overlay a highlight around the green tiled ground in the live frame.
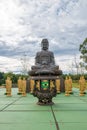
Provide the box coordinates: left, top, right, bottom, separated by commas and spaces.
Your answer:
0, 88, 87, 130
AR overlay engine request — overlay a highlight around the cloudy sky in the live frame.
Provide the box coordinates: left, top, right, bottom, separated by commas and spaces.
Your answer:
0, 0, 87, 74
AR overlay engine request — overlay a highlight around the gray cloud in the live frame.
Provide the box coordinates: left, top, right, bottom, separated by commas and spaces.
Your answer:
0, 0, 87, 73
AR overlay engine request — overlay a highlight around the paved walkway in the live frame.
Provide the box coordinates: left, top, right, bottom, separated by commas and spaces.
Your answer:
0, 88, 87, 130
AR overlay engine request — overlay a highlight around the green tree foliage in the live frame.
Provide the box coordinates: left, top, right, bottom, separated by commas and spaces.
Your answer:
0, 72, 28, 86
0, 72, 4, 85
79, 38, 87, 70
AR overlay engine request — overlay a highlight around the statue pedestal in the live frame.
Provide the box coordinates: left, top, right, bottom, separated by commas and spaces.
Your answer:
29, 76, 61, 105
37, 100, 54, 106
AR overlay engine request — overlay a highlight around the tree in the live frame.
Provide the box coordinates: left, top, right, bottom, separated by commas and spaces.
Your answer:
79, 62, 85, 74
20, 53, 29, 75
0, 72, 4, 85
70, 55, 80, 75
79, 38, 87, 70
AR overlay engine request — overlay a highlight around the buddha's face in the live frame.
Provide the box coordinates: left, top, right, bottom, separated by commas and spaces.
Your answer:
42, 43, 48, 50
41, 39, 49, 50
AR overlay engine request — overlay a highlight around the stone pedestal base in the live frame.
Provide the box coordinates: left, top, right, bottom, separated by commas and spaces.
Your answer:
37, 100, 54, 105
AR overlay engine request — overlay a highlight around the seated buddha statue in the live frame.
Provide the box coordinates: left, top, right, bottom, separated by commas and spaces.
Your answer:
29, 39, 62, 76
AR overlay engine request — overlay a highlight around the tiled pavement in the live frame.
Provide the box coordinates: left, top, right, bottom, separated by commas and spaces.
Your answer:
0, 88, 87, 130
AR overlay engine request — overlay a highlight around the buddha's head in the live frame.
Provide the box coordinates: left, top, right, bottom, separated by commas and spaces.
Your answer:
41, 39, 49, 50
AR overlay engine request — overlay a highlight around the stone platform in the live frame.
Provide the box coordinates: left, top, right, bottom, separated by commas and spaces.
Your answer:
0, 88, 87, 130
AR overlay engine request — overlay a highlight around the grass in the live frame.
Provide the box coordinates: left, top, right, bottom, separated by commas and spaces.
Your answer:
72, 82, 79, 88
72, 80, 87, 89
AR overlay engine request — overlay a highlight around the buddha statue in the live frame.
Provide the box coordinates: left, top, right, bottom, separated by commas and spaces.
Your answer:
29, 38, 62, 76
